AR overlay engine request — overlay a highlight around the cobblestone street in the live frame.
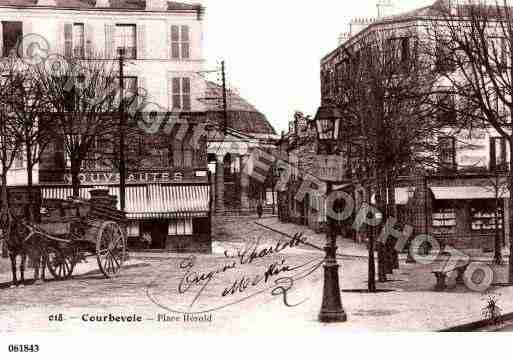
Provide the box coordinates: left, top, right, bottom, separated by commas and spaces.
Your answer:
2, 215, 513, 334
0, 215, 330, 334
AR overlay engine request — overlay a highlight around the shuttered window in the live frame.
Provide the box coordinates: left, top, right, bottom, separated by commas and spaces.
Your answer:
181, 25, 190, 59
73, 23, 85, 58
170, 25, 190, 59
171, 25, 180, 59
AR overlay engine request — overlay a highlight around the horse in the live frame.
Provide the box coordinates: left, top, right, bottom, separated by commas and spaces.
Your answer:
0, 208, 47, 288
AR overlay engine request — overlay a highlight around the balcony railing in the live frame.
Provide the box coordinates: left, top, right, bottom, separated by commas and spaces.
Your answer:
118, 46, 137, 59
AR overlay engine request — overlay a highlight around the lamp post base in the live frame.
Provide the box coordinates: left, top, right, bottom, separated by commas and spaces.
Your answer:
318, 262, 347, 323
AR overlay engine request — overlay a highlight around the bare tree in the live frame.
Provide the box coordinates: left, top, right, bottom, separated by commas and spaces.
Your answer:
332, 27, 443, 288
33, 53, 121, 196
0, 57, 22, 255
2, 59, 54, 221
427, 0, 513, 281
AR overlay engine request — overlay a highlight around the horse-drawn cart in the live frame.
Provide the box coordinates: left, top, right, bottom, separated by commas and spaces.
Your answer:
35, 193, 127, 280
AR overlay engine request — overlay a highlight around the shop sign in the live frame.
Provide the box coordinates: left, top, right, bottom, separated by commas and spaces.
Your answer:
63, 171, 183, 185
313, 155, 347, 182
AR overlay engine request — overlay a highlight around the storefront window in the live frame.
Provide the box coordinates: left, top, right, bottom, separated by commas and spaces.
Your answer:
432, 208, 456, 227
471, 202, 503, 231
168, 219, 193, 236
127, 221, 140, 237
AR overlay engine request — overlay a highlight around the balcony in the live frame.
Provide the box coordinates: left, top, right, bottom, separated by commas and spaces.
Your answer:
117, 47, 137, 60
73, 47, 85, 59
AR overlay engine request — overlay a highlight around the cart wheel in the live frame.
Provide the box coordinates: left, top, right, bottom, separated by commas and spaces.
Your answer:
96, 221, 126, 278
46, 246, 75, 280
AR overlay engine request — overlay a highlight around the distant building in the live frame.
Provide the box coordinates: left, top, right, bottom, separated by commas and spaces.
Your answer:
319, 0, 511, 252
202, 80, 279, 214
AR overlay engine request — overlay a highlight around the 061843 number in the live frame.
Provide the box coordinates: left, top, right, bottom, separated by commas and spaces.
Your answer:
8, 345, 39, 353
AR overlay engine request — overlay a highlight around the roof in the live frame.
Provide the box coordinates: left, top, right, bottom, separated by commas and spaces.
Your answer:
202, 81, 276, 136
0, 0, 202, 12
323, 0, 513, 62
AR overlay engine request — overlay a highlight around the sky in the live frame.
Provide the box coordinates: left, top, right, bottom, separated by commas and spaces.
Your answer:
198, 0, 435, 134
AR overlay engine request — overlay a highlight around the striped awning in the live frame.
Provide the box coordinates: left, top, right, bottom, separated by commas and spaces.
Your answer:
42, 184, 211, 220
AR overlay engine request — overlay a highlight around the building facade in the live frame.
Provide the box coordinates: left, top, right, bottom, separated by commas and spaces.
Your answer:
317, 0, 511, 252
1, 0, 213, 253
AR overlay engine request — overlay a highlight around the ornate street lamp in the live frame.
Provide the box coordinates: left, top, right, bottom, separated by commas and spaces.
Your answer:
314, 102, 347, 323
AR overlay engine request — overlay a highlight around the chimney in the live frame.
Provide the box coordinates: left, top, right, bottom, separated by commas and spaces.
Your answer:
36, 0, 56, 5
146, 0, 167, 11
376, 0, 394, 18
95, 0, 110, 7
338, 32, 349, 45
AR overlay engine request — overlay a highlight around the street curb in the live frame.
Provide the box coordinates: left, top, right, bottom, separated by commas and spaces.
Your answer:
439, 312, 513, 332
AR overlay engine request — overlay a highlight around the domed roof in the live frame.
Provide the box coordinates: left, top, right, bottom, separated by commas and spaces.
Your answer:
202, 81, 276, 136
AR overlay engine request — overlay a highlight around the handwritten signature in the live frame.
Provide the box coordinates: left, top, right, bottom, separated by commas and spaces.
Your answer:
146, 233, 324, 314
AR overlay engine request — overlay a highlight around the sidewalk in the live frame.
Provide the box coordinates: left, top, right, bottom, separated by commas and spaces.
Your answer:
245, 217, 513, 332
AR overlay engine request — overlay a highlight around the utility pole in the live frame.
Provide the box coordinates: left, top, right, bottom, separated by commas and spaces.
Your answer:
118, 49, 126, 212
221, 60, 228, 136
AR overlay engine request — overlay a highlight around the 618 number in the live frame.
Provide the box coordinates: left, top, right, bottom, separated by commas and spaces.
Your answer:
8, 345, 39, 353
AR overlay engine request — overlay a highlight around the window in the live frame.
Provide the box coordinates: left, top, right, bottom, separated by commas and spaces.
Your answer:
72, 23, 85, 58
437, 90, 457, 124
2, 21, 22, 57
439, 136, 456, 170
490, 137, 507, 172
171, 77, 191, 111
64, 134, 81, 168
13, 146, 24, 169
401, 37, 410, 66
83, 136, 98, 170
171, 25, 190, 59
432, 208, 456, 227
168, 219, 193, 235
115, 24, 136, 59
64, 23, 87, 59
118, 76, 138, 109
471, 203, 503, 231
127, 222, 140, 237
436, 39, 454, 72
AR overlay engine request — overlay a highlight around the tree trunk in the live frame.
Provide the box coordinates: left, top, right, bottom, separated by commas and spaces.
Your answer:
387, 173, 399, 271
376, 179, 387, 283
71, 159, 81, 197
508, 140, 513, 283
494, 177, 503, 265
26, 142, 34, 222
1, 171, 9, 258
367, 186, 376, 292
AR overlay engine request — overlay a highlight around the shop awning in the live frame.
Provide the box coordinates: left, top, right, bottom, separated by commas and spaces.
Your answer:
42, 184, 211, 220
430, 186, 509, 200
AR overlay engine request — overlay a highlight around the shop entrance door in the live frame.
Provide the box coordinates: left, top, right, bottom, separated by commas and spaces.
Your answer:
141, 221, 168, 250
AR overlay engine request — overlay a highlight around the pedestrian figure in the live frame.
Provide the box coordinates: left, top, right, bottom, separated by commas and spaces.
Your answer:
257, 201, 263, 219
